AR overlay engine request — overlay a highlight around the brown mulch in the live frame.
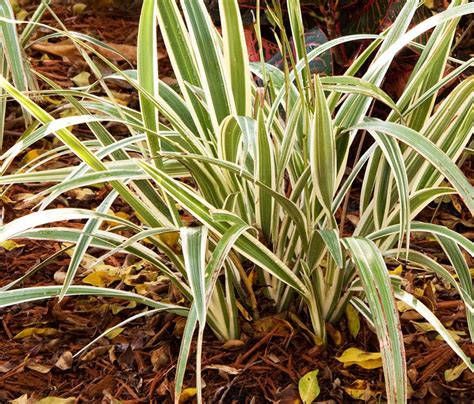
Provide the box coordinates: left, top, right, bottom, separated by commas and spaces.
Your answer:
0, 1, 473, 402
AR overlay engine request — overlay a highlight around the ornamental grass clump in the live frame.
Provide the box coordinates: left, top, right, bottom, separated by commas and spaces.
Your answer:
0, 0, 473, 402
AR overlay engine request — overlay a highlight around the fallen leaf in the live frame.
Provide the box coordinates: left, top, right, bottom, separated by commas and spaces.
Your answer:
414, 287, 425, 296
396, 301, 412, 312
20, 149, 48, 165
0, 240, 24, 251
31, 40, 147, 64
80, 346, 109, 362
0, 361, 17, 373
424, 0, 436, 9
72, 3, 88, 13
55, 351, 73, 371
336, 347, 383, 369
134, 280, 163, 295
54, 270, 67, 285
326, 323, 343, 346
104, 210, 130, 226
72, 71, 91, 87
444, 362, 468, 382
157, 231, 180, 249
254, 316, 293, 334
204, 364, 242, 375
411, 321, 465, 341
345, 304, 360, 338
178, 387, 197, 403
16, 8, 29, 21
38, 398, 76, 404
68, 188, 95, 201
82, 270, 120, 287
13, 327, 57, 340
450, 195, 462, 214
298, 369, 320, 404
26, 362, 52, 374
110, 301, 137, 315
10, 1, 21, 14
221, 339, 245, 350
105, 327, 124, 339
10, 395, 28, 404
343, 379, 371, 401
151, 346, 170, 369
389, 265, 403, 276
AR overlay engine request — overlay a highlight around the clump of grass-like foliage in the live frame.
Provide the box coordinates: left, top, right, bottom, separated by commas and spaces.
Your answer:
0, 0, 473, 402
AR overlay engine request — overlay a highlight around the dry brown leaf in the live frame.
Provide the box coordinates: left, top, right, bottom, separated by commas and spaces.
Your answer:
26, 362, 53, 374
80, 346, 109, 362
221, 339, 245, 350
204, 364, 242, 375
54, 351, 73, 371
32, 40, 165, 64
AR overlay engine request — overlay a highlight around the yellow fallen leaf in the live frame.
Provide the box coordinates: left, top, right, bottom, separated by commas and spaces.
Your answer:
411, 321, 465, 341
72, 3, 88, 14
82, 270, 120, 287
414, 287, 424, 296
71, 71, 91, 87
435, 330, 465, 341
1, 195, 13, 203
396, 301, 412, 312
16, 8, 29, 21
424, 0, 436, 9
344, 379, 371, 401
9, 1, 21, 13
105, 327, 124, 340
444, 362, 468, 383
336, 347, 383, 369
179, 387, 197, 403
44, 96, 62, 105
108, 91, 130, 106
123, 267, 157, 285
21, 149, 48, 165
345, 358, 383, 369
298, 369, 320, 404
13, 327, 57, 339
157, 231, 180, 249
389, 265, 403, 276
345, 303, 360, 338
110, 301, 137, 315
104, 210, 130, 226
0, 240, 24, 251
